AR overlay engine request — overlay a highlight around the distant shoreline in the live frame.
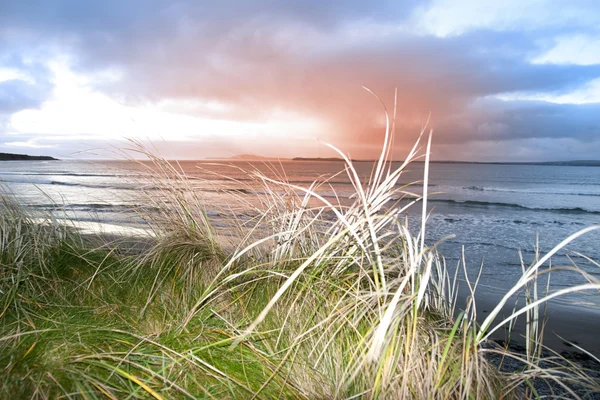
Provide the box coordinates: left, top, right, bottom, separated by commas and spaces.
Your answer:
425, 160, 600, 167
290, 157, 600, 166
15, 153, 596, 166
0, 152, 58, 161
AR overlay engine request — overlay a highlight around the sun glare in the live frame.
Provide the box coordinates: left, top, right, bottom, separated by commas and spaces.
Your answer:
7, 61, 326, 150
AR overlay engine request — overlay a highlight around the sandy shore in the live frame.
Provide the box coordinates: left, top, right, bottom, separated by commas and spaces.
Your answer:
459, 286, 600, 356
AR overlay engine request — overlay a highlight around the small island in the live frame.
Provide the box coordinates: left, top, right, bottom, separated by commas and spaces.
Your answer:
0, 152, 58, 161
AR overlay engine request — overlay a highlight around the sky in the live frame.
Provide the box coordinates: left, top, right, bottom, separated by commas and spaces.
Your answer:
1, 0, 600, 161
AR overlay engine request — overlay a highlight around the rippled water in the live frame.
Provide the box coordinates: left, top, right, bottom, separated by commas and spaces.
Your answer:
2, 159, 599, 307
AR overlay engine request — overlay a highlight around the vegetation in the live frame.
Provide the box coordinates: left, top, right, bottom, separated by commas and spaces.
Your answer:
1, 95, 600, 399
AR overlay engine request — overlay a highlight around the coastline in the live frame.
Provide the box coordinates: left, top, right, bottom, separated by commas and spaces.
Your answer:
4, 181, 600, 397
76, 218, 600, 359
0, 152, 58, 161
47, 208, 600, 357
460, 287, 600, 356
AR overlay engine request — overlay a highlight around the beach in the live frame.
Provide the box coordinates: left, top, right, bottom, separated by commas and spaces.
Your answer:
3, 158, 600, 349
3, 158, 599, 298
2, 156, 600, 397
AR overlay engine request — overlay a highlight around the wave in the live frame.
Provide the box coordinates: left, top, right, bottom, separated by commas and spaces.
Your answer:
199, 188, 252, 195
0, 176, 131, 190
31, 203, 157, 213
442, 238, 537, 254
2, 178, 160, 191
438, 215, 584, 227
192, 175, 435, 187
463, 185, 600, 197
1, 171, 134, 178
430, 199, 600, 214
284, 179, 435, 188
50, 180, 134, 190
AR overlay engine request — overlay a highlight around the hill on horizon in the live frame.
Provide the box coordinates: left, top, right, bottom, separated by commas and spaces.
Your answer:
206, 154, 291, 161
0, 152, 58, 161
204, 154, 600, 166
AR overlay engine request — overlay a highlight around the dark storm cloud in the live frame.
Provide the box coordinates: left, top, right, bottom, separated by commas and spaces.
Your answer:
1, 0, 599, 159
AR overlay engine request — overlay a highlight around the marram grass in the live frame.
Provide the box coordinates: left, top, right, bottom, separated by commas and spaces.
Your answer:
2, 94, 600, 398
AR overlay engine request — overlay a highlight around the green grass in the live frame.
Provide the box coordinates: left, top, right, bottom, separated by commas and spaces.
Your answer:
2, 96, 600, 398
0, 196, 299, 399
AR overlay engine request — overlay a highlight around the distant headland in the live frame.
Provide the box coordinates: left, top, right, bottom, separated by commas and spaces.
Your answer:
293, 157, 352, 162
206, 154, 290, 161
0, 152, 58, 161
207, 155, 600, 166
425, 160, 600, 167
294, 157, 600, 166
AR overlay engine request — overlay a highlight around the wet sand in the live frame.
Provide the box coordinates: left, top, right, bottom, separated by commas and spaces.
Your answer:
459, 287, 600, 356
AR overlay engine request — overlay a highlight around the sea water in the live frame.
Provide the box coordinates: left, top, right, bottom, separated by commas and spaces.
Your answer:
2, 159, 599, 307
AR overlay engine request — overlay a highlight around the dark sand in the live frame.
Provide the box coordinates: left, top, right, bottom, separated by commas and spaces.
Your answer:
458, 287, 600, 356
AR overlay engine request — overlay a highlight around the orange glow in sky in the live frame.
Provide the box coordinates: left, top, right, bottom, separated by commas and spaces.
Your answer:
1, 1, 599, 161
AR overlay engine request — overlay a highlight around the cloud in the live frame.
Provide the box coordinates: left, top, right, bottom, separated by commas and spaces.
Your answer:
0, 56, 53, 114
0, 79, 50, 113
408, 0, 600, 37
533, 34, 600, 65
436, 98, 600, 143
496, 78, 600, 104
1, 0, 600, 160
433, 137, 600, 162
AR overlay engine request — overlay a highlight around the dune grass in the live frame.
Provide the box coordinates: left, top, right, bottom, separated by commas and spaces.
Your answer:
2, 94, 600, 398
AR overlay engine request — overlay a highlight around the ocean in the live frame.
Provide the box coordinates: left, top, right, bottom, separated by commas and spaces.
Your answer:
2, 158, 599, 308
